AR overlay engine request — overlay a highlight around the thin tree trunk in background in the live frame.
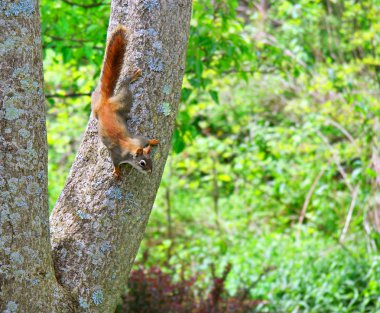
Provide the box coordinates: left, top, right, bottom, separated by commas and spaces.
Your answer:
50, 0, 192, 311
0, 1, 71, 311
166, 155, 173, 261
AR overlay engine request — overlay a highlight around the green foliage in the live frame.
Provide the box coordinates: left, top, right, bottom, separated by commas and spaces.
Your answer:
42, 1, 380, 312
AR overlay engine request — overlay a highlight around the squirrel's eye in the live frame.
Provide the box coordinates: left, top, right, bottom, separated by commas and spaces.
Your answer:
139, 160, 146, 167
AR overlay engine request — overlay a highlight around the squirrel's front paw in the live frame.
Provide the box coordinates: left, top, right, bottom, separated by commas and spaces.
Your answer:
112, 166, 121, 180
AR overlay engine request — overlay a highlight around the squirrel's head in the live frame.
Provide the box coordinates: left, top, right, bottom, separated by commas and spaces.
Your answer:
120, 145, 153, 174
129, 154, 153, 174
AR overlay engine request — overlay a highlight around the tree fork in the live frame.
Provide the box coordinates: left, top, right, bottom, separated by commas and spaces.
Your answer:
1, 0, 191, 311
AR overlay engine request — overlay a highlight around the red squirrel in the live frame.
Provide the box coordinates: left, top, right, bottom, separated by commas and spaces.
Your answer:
91, 26, 159, 179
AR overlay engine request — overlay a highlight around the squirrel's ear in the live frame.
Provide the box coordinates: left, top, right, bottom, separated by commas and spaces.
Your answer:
148, 139, 160, 146
143, 145, 151, 155
136, 148, 143, 156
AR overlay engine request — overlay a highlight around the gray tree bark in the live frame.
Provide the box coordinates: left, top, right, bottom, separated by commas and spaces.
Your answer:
1, 0, 191, 312
0, 1, 71, 312
49, 0, 192, 312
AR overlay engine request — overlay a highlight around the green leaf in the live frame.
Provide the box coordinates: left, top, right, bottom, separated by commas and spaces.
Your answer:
181, 87, 192, 102
172, 128, 186, 154
209, 90, 219, 104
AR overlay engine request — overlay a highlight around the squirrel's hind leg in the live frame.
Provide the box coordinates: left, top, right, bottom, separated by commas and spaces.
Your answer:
108, 69, 141, 117
130, 68, 142, 83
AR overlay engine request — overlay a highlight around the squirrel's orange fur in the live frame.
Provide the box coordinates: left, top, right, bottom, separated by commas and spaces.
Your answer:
101, 27, 127, 99
92, 26, 159, 178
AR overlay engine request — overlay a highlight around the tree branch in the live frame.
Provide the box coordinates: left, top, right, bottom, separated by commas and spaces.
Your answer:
340, 185, 360, 243
61, 0, 110, 9
317, 130, 354, 192
298, 161, 331, 227
46, 34, 94, 43
46, 92, 92, 98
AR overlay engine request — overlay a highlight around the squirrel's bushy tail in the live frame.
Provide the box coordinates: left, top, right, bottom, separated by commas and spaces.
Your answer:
100, 26, 127, 99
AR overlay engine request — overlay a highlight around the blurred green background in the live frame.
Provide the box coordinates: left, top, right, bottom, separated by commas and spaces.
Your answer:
42, 1, 380, 312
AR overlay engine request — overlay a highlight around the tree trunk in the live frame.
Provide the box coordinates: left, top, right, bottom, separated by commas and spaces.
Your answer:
0, 1, 72, 311
1, 0, 191, 312
49, 0, 192, 311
